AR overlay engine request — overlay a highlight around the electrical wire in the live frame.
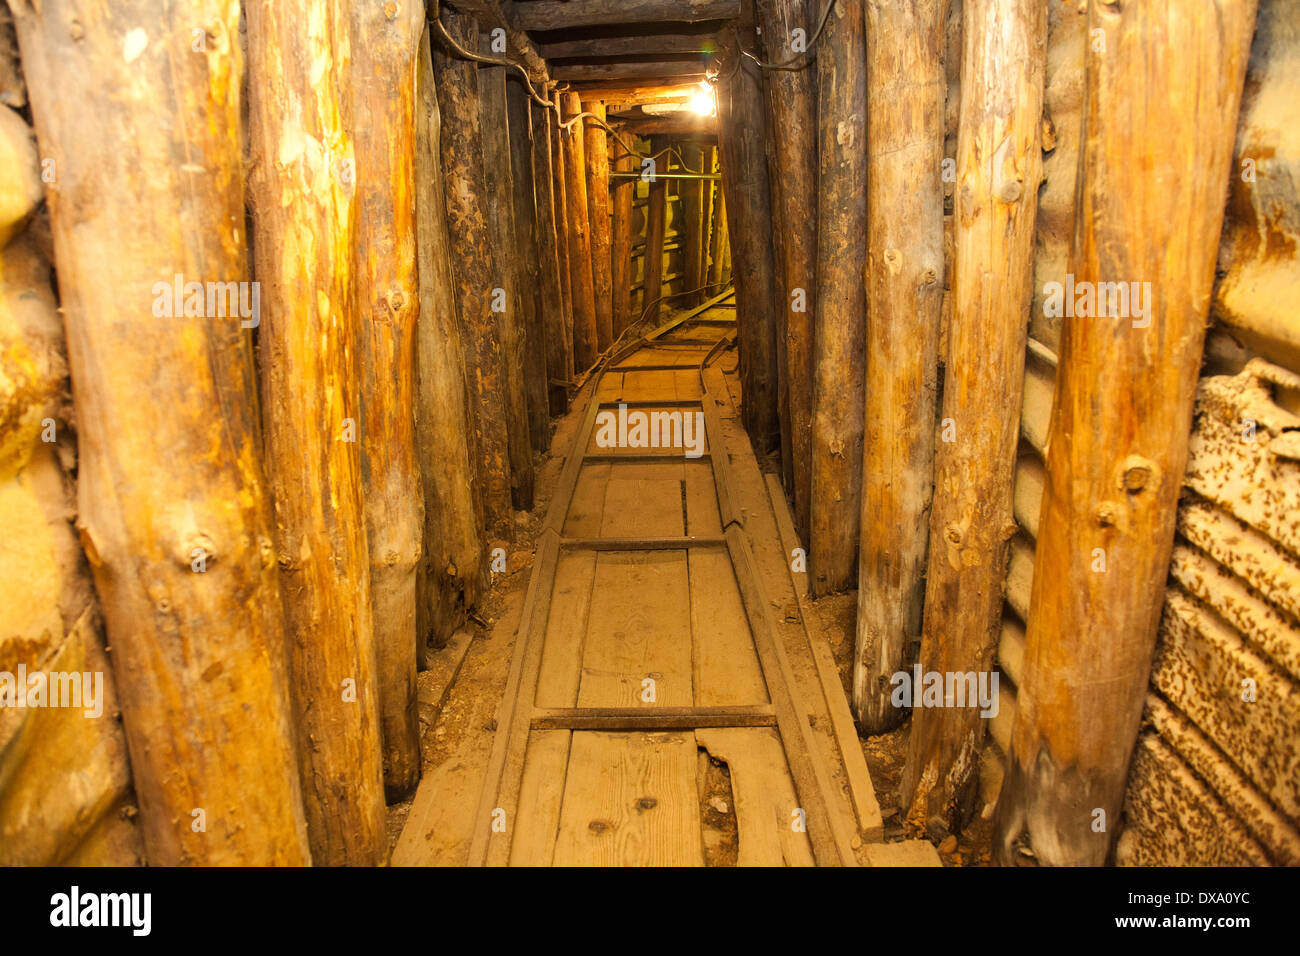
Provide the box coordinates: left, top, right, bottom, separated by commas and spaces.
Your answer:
740, 0, 837, 73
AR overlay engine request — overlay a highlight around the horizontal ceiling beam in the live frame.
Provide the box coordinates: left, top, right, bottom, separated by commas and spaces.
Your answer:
509, 0, 740, 31
565, 81, 703, 105
552, 60, 710, 82
442, 0, 549, 80
540, 34, 720, 59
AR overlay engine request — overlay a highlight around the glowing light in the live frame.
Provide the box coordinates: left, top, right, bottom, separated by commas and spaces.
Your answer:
689, 82, 716, 117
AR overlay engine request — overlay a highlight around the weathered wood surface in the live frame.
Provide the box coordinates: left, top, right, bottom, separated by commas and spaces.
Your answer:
351, 0, 424, 803
480, 62, 534, 512
642, 137, 669, 325
755, 0, 817, 539
854, 0, 945, 731
901, 0, 1045, 833
611, 148, 637, 340
716, 22, 780, 453
562, 92, 600, 372
508, 78, 551, 453
11, 0, 311, 864
513, 0, 741, 30
995, 0, 1258, 866
707, 182, 728, 289
247, 0, 386, 865
414, 26, 486, 658
550, 88, 576, 389
582, 100, 615, 352
809, 0, 867, 597
434, 11, 514, 539
679, 141, 708, 306
531, 94, 571, 414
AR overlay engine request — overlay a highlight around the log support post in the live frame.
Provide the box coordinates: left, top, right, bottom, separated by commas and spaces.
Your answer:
611, 147, 637, 340
809, 0, 867, 597
561, 91, 600, 372
532, 93, 571, 415
900, 0, 1045, 833
582, 99, 615, 352
854, 0, 946, 731
994, 0, 1258, 866
642, 134, 670, 326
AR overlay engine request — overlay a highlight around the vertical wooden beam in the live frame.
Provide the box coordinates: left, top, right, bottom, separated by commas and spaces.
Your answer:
561, 91, 600, 372
582, 100, 615, 352
995, 0, 1258, 867
508, 78, 551, 453
10, 0, 310, 866
716, 23, 781, 452
433, 11, 513, 539
532, 94, 570, 415
611, 148, 637, 339
247, 0, 388, 864
900, 0, 1045, 832
854, 0, 946, 731
642, 134, 670, 325
549, 88, 576, 389
679, 140, 707, 305
480, 61, 534, 511
755, 0, 817, 540
707, 178, 728, 290
700, 146, 718, 290
414, 26, 486, 659
809, 0, 867, 597
351, 0, 425, 802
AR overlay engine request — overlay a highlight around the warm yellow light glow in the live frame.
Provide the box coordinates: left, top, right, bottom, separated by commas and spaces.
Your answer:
689, 82, 716, 117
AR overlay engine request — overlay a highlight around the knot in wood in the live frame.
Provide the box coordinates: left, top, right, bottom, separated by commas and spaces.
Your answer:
386, 289, 407, 312
1121, 455, 1155, 493
998, 179, 1024, 204
1094, 501, 1118, 527
384, 2, 400, 20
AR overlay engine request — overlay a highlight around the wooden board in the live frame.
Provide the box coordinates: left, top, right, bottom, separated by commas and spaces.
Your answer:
690, 548, 768, 707
552, 731, 704, 867
509, 730, 572, 866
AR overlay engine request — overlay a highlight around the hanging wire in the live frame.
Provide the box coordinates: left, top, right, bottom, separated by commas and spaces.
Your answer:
740, 0, 837, 72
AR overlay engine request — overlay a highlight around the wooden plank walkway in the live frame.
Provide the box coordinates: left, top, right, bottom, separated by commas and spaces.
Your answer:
457, 301, 889, 867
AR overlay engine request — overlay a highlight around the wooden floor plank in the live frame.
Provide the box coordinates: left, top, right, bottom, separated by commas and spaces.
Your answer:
552, 731, 703, 866
684, 460, 722, 536
563, 463, 611, 536
695, 727, 814, 867
578, 551, 694, 708
690, 548, 769, 707
600, 476, 685, 538
508, 730, 572, 866
535, 552, 598, 708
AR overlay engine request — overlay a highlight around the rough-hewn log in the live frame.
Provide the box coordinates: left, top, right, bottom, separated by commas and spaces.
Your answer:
583, 100, 615, 352
531, 95, 570, 415
414, 26, 486, 660
995, 0, 1258, 867
247, 0, 388, 865
513, 0, 741, 31
480, 62, 534, 512
508, 78, 551, 452
900, 0, 1045, 833
678, 141, 708, 306
716, 24, 781, 452
707, 178, 728, 288
350, 0, 426, 802
642, 136, 670, 324
549, 87, 576, 389
809, 0, 867, 597
444, 0, 550, 80
755, 0, 816, 541
10, 0, 310, 866
853, 0, 945, 731
562, 91, 600, 371
612, 149, 637, 339
555, 62, 709, 83
540, 34, 719, 59
434, 11, 514, 539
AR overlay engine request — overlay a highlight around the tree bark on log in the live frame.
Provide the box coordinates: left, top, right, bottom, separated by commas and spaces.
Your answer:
508, 78, 551, 453
414, 26, 486, 661
854, 0, 946, 732
679, 141, 708, 305
707, 181, 728, 289
809, 0, 867, 597
900, 0, 1045, 833
755, 0, 817, 541
562, 92, 600, 372
350, 0, 427, 802
611, 148, 637, 339
994, 0, 1258, 867
716, 24, 781, 453
433, 11, 514, 540
642, 136, 669, 325
246, 0, 389, 864
582, 100, 615, 352
480, 62, 534, 512
9, 0, 310, 866
532, 94, 570, 415
550, 88, 576, 387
